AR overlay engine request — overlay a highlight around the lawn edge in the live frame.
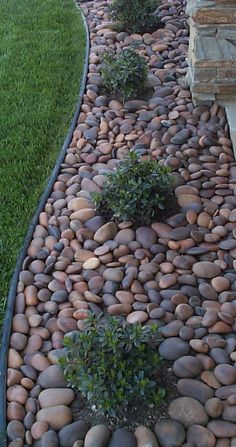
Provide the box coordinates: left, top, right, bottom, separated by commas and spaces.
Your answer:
0, 3, 90, 442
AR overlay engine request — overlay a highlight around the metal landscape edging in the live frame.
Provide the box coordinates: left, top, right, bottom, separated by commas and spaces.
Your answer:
0, 3, 90, 443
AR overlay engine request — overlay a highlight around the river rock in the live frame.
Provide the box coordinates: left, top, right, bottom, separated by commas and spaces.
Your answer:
214, 364, 236, 385
134, 426, 159, 447
94, 223, 118, 244
173, 356, 202, 378
170, 129, 191, 145
51, 290, 68, 303
74, 249, 94, 262
187, 424, 216, 447
136, 227, 157, 249
108, 429, 137, 447
124, 100, 147, 112
126, 311, 148, 324
177, 378, 214, 404
103, 269, 124, 282
36, 405, 72, 430
84, 425, 111, 447
8, 439, 24, 447
151, 222, 172, 238
154, 419, 185, 447
7, 402, 25, 421
199, 283, 218, 301
222, 405, 236, 423
161, 320, 183, 337
216, 385, 236, 399
205, 397, 222, 418
193, 262, 221, 278
31, 420, 49, 440
37, 365, 67, 388
59, 420, 90, 447
12, 314, 29, 334
7, 369, 23, 387
10, 333, 27, 351
210, 348, 231, 365
159, 337, 190, 360
38, 388, 75, 408
7, 385, 28, 405
8, 349, 23, 369
68, 197, 93, 212
207, 421, 236, 437
114, 229, 135, 245
169, 226, 191, 241
83, 258, 100, 270
41, 430, 59, 447
168, 397, 209, 427
7, 420, 25, 441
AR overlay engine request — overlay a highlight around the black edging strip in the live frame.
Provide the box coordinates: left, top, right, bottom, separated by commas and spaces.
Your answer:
0, 3, 90, 443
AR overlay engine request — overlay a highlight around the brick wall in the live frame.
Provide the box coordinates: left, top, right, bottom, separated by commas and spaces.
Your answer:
186, 0, 236, 105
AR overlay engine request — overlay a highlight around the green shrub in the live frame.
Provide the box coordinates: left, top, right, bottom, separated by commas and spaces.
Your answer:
101, 48, 147, 102
93, 152, 174, 225
109, 0, 161, 33
60, 315, 164, 416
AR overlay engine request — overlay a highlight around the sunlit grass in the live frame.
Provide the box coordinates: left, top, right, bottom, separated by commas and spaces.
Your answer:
0, 0, 86, 324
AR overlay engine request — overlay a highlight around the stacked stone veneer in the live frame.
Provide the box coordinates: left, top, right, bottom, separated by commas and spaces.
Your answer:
186, 0, 236, 104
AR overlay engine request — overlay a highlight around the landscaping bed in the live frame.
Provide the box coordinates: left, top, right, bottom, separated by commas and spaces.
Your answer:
4, 0, 236, 446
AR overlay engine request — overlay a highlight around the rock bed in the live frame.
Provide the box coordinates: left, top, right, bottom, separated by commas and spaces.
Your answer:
6, 0, 236, 446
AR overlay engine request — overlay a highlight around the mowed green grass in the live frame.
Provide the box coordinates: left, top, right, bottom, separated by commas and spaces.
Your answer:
0, 0, 86, 322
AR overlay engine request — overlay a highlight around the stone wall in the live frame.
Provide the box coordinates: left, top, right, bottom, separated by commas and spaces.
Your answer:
186, 0, 236, 105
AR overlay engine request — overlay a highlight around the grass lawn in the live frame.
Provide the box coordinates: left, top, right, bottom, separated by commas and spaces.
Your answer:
0, 0, 86, 324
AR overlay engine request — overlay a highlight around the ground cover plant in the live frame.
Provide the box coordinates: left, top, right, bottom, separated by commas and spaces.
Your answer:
101, 48, 148, 102
60, 316, 165, 416
109, 0, 162, 33
0, 0, 86, 326
93, 152, 174, 225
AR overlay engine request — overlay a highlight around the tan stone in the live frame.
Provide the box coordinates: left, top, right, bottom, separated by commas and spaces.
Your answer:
135, 426, 159, 447
70, 208, 95, 222
177, 194, 201, 207
68, 197, 93, 211
74, 249, 95, 262
83, 258, 100, 270
31, 421, 49, 440
94, 222, 118, 244
8, 349, 23, 369
38, 388, 75, 408
36, 405, 72, 430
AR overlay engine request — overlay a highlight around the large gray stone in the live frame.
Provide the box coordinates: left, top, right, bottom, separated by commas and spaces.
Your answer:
41, 430, 59, 447
168, 397, 209, 428
37, 365, 67, 389
58, 420, 90, 447
155, 419, 185, 446
108, 428, 137, 447
159, 337, 190, 360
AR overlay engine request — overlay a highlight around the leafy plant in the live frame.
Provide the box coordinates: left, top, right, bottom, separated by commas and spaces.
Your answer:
60, 315, 164, 416
109, 0, 162, 33
101, 48, 147, 102
92, 152, 174, 225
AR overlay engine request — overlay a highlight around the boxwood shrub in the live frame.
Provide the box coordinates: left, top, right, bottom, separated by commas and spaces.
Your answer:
60, 316, 164, 416
93, 152, 174, 225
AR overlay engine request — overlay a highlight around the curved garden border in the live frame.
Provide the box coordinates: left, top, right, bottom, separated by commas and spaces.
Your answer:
0, 3, 90, 442
3, 0, 236, 446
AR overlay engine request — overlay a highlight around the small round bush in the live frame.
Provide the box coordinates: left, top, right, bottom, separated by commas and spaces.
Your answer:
109, 0, 162, 33
60, 315, 164, 416
101, 48, 147, 102
93, 152, 174, 225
